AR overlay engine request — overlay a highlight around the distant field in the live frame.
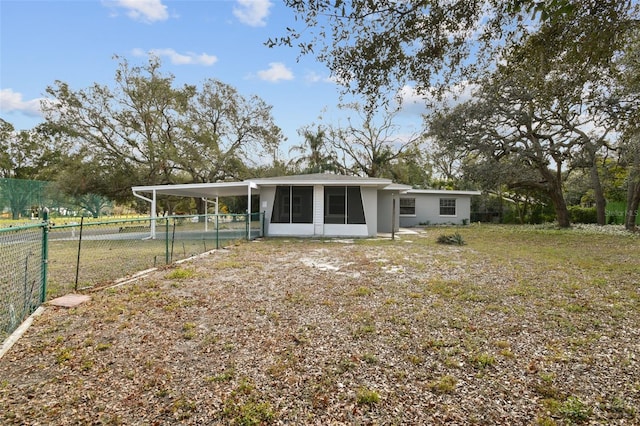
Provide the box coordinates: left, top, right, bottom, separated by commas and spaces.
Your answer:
1, 224, 638, 425
0, 215, 147, 226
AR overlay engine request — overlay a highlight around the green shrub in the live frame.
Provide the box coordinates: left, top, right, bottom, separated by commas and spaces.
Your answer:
436, 232, 466, 246
568, 206, 597, 224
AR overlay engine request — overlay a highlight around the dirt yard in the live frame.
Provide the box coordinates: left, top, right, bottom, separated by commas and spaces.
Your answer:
1, 226, 639, 425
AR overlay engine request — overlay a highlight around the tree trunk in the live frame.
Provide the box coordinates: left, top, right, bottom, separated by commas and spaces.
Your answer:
589, 161, 607, 225
539, 166, 571, 228
625, 167, 640, 231
626, 187, 640, 231
552, 195, 571, 227
195, 197, 206, 215
625, 134, 640, 231
548, 182, 571, 228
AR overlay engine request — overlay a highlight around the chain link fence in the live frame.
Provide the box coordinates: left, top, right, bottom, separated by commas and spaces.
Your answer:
47, 213, 264, 296
1, 213, 263, 340
0, 223, 47, 340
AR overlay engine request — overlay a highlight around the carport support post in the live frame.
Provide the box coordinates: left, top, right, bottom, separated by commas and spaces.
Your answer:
151, 190, 157, 239
246, 186, 252, 240
204, 198, 208, 233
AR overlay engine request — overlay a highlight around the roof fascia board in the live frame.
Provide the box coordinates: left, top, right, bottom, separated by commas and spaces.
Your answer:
131, 182, 256, 198
405, 189, 482, 196
132, 182, 251, 192
248, 179, 392, 187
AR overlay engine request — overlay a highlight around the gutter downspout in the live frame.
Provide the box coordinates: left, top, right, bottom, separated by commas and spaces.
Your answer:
202, 197, 219, 232
133, 189, 156, 239
247, 184, 252, 240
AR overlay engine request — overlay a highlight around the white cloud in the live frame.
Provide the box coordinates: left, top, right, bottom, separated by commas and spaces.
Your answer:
257, 62, 294, 82
305, 71, 323, 83
132, 48, 218, 66
0, 89, 43, 116
396, 81, 479, 115
395, 85, 430, 116
326, 72, 350, 87
442, 81, 478, 106
398, 85, 425, 106
105, 0, 169, 23
233, 0, 272, 27
304, 71, 334, 84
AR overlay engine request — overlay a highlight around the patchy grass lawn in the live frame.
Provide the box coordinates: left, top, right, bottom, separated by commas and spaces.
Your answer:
1, 225, 639, 425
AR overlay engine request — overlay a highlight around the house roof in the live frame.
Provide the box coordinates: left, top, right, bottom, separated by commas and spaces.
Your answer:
131, 175, 481, 200
247, 173, 392, 188
132, 174, 397, 200
383, 183, 413, 192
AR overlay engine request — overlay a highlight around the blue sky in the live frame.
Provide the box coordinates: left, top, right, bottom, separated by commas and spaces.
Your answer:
0, 0, 426, 157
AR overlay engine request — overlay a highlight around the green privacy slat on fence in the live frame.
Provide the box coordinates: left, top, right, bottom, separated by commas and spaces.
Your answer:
1, 213, 264, 340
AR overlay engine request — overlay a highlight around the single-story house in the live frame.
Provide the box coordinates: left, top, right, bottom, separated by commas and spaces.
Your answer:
132, 174, 480, 238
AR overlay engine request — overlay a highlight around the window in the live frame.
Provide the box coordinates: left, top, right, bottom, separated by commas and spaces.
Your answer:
271, 186, 313, 223
347, 186, 366, 224
324, 187, 346, 224
439, 198, 457, 216
399, 198, 416, 215
271, 186, 290, 223
324, 186, 366, 224
291, 186, 313, 223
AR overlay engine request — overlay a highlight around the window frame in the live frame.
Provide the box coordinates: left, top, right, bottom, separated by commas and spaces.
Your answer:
291, 186, 313, 223
271, 185, 313, 224
324, 186, 366, 225
439, 198, 457, 216
399, 197, 416, 216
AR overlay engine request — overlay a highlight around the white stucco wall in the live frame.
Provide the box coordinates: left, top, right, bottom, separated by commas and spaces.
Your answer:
376, 190, 400, 233
399, 193, 473, 226
361, 186, 378, 237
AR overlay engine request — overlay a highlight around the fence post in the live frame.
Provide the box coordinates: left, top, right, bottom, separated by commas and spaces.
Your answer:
165, 218, 169, 265
245, 213, 249, 240
170, 218, 176, 263
40, 210, 49, 304
215, 214, 219, 250
74, 217, 84, 291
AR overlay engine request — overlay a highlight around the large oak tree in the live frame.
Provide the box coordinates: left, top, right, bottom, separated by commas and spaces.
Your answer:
270, 1, 637, 106
42, 57, 283, 209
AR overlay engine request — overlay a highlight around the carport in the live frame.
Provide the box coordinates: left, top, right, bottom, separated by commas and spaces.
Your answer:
131, 182, 259, 239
